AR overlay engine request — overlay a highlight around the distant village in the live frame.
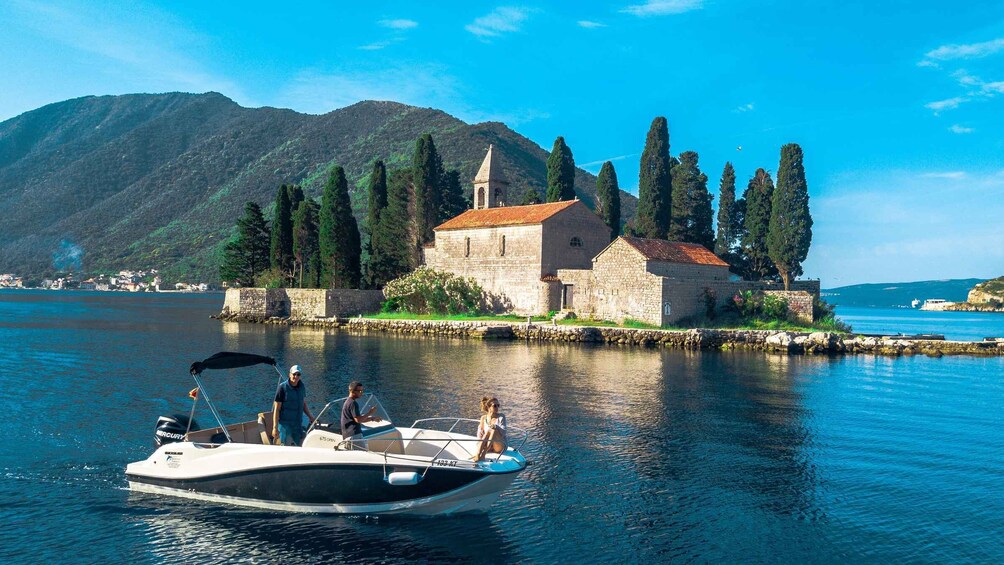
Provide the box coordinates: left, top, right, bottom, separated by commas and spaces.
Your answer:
0, 270, 213, 292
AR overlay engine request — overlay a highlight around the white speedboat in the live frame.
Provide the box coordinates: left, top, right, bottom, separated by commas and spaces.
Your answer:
126, 352, 527, 516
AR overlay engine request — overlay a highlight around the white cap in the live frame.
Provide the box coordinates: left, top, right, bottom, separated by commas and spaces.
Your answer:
289, 365, 302, 375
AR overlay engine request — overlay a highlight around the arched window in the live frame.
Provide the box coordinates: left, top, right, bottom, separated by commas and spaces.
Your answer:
499, 235, 506, 256
477, 188, 486, 208
494, 188, 503, 206
465, 237, 471, 257
569, 236, 583, 247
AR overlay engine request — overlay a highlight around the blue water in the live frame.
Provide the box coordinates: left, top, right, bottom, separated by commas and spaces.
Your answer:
1, 290, 1002, 563
836, 306, 1004, 341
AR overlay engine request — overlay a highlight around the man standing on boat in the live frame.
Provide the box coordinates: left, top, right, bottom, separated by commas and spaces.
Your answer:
341, 381, 380, 443
272, 365, 314, 446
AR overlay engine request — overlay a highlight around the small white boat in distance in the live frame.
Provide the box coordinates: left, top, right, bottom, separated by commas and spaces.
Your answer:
911, 299, 920, 308
126, 352, 528, 515
920, 299, 954, 311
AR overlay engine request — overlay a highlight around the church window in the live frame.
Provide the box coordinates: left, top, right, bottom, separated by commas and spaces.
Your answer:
569, 236, 583, 247
477, 188, 486, 208
494, 188, 503, 206
465, 237, 471, 257
500, 235, 506, 256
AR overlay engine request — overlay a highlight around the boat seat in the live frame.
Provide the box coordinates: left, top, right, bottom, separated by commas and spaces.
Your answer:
257, 412, 276, 445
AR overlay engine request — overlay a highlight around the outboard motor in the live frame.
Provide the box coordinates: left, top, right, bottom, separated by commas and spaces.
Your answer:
154, 414, 199, 447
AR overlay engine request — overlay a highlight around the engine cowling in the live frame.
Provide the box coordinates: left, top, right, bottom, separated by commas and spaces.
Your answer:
154, 414, 199, 447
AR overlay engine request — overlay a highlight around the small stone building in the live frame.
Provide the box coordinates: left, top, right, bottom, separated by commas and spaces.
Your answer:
423, 145, 610, 313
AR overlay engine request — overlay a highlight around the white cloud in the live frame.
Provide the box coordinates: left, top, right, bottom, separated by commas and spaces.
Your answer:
378, 18, 418, 30
465, 7, 531, 38
949, 124, 974, 134
358, 41, 392, 51
925, 96, 966, 113
580, 154, 634, 168
924, 37, 1004, 61
919, 171, 966, 179
916, 59, 940, 69
982, 81, 1004, 95
621, 0, 703, 17
734, 102, 755, 113
577, 20, 606, 28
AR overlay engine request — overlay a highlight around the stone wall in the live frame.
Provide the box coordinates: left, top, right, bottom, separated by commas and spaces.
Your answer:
539, 203, 611, 274
221, 288, 384, 320
764, 290, 814, 323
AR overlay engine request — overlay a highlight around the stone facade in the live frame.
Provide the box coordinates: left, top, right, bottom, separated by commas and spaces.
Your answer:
424, 200, 610, 314
221, 288, 384, 320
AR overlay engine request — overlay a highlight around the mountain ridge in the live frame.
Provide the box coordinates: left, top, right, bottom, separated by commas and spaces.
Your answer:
0, 92, 637, 282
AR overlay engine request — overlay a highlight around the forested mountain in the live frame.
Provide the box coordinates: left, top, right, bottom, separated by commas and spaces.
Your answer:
822, 279, 984, 308
0, 92, 636, 282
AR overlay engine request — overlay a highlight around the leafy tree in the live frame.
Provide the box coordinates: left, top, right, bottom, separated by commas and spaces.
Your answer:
668, 151, 713, 249
596, 161, 621, 241
318, 166, 361, 288
382, 267, 485, 315
292, 199, 319, 288
768, 143, 813, 289
634, 117, 672, 238
413, 133, 443, 245
368, 168, 415, 287
219, 201, 270, 286
714, 162, 738, 258
741, 168, 777, 280
440, 169, 467, 220
270, 184, 294, 280
546, 136, 576, 202
520, 186, 543, 205
364, 160, 388, 287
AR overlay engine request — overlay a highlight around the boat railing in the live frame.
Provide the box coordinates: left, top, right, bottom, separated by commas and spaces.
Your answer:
411, 417, 529, 453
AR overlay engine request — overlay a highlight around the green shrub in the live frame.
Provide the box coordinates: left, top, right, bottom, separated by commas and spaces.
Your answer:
381, 267, 486, 315
761, 294, 789, 319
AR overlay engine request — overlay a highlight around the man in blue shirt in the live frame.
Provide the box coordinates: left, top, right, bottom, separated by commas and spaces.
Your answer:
272, 364, 314, 446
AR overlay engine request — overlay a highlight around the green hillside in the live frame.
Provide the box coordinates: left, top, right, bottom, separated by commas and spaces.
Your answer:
0, 92, 637, 283
822, 279, 984, 308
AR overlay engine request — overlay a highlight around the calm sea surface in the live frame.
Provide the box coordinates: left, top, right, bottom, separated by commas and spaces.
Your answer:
1, 290, 1002, 564
835, 306, 1004, 341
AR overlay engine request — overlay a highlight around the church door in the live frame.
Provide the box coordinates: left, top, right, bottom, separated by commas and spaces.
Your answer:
562, 285, 574, 308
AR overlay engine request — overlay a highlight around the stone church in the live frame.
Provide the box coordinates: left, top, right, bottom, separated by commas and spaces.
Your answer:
423, 146, 820, 325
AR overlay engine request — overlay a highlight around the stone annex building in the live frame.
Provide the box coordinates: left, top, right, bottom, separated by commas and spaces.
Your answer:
424, 146, 820, 326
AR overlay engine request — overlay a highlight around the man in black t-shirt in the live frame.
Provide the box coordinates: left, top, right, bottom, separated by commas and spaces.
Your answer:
340, 381, 380, 441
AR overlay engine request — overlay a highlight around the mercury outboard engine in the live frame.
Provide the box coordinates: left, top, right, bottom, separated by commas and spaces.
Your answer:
154, 414, 199, 447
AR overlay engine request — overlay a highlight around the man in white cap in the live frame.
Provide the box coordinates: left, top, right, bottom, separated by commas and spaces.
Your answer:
272, 364, 314, 446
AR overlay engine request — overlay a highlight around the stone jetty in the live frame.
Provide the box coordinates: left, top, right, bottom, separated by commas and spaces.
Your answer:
213, 313, 1004, 357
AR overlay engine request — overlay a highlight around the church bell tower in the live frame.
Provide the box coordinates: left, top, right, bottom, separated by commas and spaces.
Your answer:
472, 144, 509, 209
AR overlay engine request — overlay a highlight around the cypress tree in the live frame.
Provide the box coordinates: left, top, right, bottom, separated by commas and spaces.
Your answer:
741, 168, 777, 280
364, 160, 388, 287
546, 136, 576, 202
413, 134, 443, 245
768, 143, 813, 290
714, 162, 738, 258
292, 199, 319, 288
287, 184, 305, 211
521, 186, 543, 205
270, 184, 294, 279
596, 161, 621, 241
318, 166, 361, 288
439, 169, 467, 220
668, 151, 713, 249
219, 201, 270, 286
634, 117, 672, 238
368, 168, 415, 287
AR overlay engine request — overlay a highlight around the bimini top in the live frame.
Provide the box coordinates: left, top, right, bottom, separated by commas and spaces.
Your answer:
189, 352, 277, 375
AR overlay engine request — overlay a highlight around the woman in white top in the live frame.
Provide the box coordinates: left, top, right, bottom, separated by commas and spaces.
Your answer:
474, 396, 507, 461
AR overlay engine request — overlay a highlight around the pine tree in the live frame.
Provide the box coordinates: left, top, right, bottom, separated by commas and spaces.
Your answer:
439, 169, 467, 220
219, 201, 270, 286
318, 166, 361, 288
668, 151, 713, 249
546, 136, 576, 202
714, 162, 738, 257
768, 143, 813, 289
596, 161, 621, 241
634, 117, 672, 238
521, 186, 543, 205
413, 134, 443, 245
368, 168, 415, 287
741, 168, 777, 280
292, 199, 319, 288
270, 184, 294, 280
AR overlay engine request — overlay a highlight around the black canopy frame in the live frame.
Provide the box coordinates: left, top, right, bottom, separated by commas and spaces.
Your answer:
187, 352, 283, 442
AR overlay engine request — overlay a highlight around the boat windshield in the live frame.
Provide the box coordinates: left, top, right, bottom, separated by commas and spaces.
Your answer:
311, 393, 393, 435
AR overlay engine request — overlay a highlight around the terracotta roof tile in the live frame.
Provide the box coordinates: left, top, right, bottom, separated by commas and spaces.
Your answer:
619, 236, 730, 267
435, 200, 580, 231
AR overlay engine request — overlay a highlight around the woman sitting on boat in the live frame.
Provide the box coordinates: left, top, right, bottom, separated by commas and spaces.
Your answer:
474, 396, 507, 461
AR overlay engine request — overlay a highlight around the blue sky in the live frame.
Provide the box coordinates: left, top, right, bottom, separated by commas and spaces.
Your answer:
2, 0, 1002, 286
